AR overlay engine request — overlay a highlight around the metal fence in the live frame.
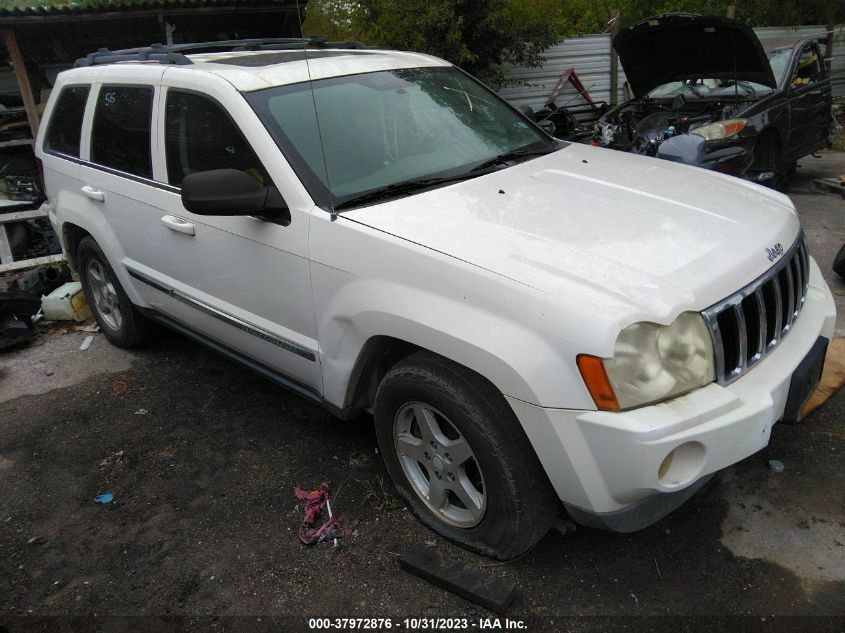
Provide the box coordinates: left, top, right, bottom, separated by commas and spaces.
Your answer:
498, 24, 845, 111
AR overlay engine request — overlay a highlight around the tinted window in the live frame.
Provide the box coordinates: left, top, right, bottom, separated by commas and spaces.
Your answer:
44, 85, 89, 157
165, 90, 270, 188
91, 86, 153, 178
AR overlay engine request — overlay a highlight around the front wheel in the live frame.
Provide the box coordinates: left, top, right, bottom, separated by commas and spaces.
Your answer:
374, 351, 557, 559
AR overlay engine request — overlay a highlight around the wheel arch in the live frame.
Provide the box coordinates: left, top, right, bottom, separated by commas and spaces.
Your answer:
318, 282, 595, 415
343, 335, 421, 416
60, 221, 91, 271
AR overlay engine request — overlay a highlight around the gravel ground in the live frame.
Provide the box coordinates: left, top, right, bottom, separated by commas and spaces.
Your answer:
1, 153, 844, 633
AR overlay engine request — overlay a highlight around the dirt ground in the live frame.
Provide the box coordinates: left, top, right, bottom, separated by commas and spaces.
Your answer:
1, 154, 844, 633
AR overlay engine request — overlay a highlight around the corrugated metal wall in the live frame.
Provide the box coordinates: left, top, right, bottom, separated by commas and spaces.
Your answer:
499, 23, 845, 110
497, 34, 623, 110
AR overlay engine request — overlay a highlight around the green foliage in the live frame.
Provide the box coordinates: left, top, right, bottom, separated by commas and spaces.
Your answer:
302, 0, 843, 87
303, 0, 564, 87
560, 0, 842, 30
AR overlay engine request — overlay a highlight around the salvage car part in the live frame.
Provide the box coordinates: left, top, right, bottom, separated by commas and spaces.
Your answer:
0, 292, 40, 350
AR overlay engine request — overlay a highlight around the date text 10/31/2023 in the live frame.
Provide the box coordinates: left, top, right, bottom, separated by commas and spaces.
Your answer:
307, 617, 528, 630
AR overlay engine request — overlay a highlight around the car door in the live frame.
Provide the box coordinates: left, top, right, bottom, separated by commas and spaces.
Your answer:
148, 74, 321, 396
785, 42, 831, 160
75, 70, 174, 310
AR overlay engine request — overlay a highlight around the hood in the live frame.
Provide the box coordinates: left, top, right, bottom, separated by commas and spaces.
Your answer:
342, 143, 800, 323
614, 14, 777, 98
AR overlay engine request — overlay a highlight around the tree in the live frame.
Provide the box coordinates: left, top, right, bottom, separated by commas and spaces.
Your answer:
303, 0, 565, 87
301, 0, 845, 87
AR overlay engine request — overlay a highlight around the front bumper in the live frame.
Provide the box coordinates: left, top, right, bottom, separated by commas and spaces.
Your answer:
507, 257, 836, 529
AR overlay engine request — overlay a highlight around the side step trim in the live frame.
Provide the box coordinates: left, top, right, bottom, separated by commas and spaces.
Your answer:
126, 266, 317, 362
142, 307, 323, 404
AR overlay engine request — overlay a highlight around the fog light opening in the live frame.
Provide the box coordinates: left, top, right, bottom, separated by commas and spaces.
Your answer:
658, 451, 674, 480
657, 442, 706, 488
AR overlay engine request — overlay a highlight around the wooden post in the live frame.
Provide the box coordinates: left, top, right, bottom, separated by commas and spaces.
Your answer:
726, 5, 736, 19
2, 29, 39, 138
609, 9, 620, 106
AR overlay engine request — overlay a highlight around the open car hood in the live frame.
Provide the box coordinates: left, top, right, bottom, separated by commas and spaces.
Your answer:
614, 14, 777, 98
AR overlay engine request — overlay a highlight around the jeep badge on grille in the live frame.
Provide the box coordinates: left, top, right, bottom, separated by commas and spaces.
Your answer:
766, 243, 784, 262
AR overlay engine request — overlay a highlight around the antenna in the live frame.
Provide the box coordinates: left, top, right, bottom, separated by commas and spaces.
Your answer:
296, 0, 336, 217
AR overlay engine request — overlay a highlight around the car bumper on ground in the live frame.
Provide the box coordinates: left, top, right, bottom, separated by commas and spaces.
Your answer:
507, 257, 836, 531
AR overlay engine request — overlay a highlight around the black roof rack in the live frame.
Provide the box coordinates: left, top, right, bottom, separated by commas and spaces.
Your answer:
74, 38, 371, 67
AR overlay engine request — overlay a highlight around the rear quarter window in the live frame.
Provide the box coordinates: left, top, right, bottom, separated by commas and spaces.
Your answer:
44, 85, 90, 157
90, 85, 154, 178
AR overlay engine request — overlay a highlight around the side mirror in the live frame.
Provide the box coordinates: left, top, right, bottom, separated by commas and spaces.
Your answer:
181, 169, 290, 224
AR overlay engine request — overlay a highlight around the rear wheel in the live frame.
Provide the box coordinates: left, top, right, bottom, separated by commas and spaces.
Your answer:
374, 351, 557, 559
77, 236, 158, 348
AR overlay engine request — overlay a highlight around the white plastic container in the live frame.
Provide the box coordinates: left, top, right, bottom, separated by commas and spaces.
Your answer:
40, 282, 92, 322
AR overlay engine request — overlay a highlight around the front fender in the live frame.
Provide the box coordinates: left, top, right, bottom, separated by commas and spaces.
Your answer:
309, 213, 601, 411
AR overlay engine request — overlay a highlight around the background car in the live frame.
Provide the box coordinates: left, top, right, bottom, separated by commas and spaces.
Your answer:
595, 14, 833, 188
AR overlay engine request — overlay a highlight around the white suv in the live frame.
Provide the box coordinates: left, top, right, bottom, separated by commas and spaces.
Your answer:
37, 40, 836, 559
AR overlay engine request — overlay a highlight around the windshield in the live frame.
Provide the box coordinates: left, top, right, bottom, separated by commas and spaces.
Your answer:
645, 48, 792, 99
246, 67, 553, 208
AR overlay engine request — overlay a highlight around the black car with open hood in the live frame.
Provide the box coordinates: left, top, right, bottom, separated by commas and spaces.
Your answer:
593, 14, 832, 187
614, 14, 777, 98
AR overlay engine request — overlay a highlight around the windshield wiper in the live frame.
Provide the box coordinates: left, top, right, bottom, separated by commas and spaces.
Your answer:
723, 80, 757, 97
470, 147, 555, 172
333, 172, 486, 211
333, 147, 556, 211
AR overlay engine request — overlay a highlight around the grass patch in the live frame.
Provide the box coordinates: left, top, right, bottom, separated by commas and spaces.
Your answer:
358, 474, 402, 511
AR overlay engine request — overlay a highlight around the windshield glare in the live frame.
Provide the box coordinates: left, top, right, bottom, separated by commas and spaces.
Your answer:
646, 48, 792, 99
247, 67, 551, 207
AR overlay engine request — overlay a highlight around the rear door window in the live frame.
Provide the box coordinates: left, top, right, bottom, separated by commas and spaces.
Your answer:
90, 85, 154, 178
164, 89, 271, 188
44, 85, 90, 157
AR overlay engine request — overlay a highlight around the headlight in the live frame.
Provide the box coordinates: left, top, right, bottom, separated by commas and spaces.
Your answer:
690, 118, 747, 141
578, 312, 715, 410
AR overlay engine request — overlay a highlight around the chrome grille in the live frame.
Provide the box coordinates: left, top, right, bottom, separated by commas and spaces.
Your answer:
701, 234, 810, 385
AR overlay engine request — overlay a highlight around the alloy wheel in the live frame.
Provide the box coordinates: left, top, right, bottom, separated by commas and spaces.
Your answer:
86, 258, 123, 331
393, 402, 486, 528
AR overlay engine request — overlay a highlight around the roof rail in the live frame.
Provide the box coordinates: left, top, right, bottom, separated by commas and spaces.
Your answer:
74, 38, 371, 67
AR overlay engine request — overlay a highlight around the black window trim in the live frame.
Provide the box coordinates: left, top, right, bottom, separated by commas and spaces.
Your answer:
162, 86, 274, 191
44, 151, 181, 194
89, 82, 156, 182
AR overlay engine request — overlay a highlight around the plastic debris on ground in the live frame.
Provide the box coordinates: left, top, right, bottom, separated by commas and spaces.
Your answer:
79, 334, 94, 351
93, 492, 114, 504
294, 482, 354, 546
40, 319, 100, 335
768, 459, 785, 472
40, 281, 91, 322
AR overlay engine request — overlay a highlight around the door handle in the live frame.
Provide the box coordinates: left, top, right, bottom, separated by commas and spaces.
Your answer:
81, 185, 105, 202
161, 215, 196, 236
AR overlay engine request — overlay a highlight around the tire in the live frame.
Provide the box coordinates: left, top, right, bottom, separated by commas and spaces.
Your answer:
77, 236, 158, 348
751, 131, 784, 190
834, 244, 845, 279
374, 351, 558, 559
